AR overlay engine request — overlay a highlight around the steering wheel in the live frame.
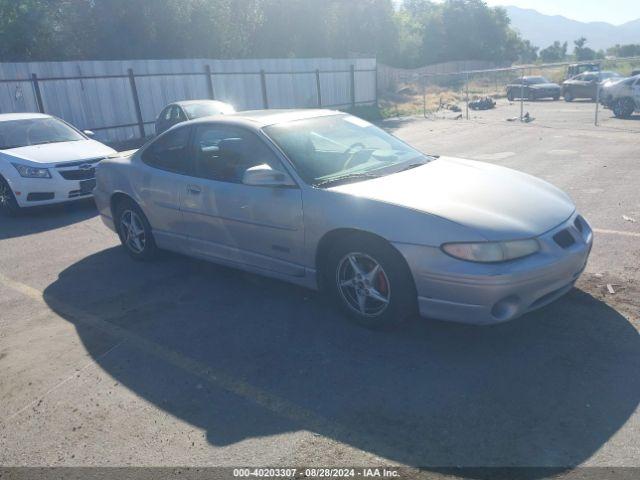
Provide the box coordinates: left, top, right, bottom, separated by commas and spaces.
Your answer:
342, 142, 369, 170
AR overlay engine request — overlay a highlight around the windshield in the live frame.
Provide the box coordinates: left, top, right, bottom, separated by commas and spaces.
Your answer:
264, 114, 431, 186
183, 102, 235, 119
526, 77, 548, 85
0, 117, 85, 150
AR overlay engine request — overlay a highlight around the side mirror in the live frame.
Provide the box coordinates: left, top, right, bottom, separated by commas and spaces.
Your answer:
242, 164, 296, 187
83, 130, 95, 137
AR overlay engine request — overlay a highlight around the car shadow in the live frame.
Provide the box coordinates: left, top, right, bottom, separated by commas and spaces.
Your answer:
43, 247, 640, 473
0, 198, 97, 240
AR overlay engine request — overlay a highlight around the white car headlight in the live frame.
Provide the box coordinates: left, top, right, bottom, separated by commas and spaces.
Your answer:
12, 163, 51, 179
442, 239, 540, 263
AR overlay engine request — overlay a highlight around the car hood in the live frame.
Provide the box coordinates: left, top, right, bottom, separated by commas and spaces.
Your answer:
2, 139, 116, 165
329, 157, 575, 241
531, 83, 560, 89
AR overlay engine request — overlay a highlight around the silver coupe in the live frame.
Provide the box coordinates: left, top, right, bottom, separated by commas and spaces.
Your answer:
94, 110, 593, 328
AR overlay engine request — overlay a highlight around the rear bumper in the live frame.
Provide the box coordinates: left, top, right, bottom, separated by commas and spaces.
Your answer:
394, 213, 593, 325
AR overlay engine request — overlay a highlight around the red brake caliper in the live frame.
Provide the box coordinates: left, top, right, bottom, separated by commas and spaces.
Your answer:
376, 270, 388, 296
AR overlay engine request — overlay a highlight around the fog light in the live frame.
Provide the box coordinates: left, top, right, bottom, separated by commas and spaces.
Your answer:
491, 295, 521, 321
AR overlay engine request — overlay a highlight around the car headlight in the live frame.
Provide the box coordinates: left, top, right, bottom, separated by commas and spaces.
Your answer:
442, 239, 540, 263
12, 163, 51, 178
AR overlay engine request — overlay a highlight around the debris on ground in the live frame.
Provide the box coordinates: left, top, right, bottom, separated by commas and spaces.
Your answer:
506, 112, 535, 123
438, 97, 462, 112
469, 96, 496, 111
622, 215, 637, 223
607, 284, 616, 294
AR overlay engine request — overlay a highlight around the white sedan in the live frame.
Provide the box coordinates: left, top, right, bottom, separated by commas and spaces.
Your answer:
0, 113, 116, 215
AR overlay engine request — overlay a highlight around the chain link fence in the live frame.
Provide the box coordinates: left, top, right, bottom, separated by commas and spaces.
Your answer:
378, 57, 640, 130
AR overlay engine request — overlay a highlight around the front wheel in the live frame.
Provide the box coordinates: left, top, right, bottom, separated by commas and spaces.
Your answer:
115, 200, 158, 260
325, 235, 417, 329
613, 98, 635, 119
0, 176, 21, 217
564, 91, 574, 102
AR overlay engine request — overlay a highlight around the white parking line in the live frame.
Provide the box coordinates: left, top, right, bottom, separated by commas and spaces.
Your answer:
594, 228, 640, 238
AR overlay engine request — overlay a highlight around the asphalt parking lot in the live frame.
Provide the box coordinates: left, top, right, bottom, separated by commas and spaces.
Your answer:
1, 100, 639, 476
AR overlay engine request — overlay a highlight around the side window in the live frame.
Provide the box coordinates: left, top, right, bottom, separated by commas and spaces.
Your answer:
162, 107, 172, 121
193, 125, 281, 183
142, 126, 192, 175
175, 107, 187, 122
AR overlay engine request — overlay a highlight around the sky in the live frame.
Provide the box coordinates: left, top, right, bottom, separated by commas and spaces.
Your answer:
484, 0, 640, 25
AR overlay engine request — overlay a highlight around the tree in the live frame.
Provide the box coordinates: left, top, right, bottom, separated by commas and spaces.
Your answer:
539, 41, 568, 63
573, 37, 596, 61
0, 0, 540, 68
607, 44, 640, 58
516, 39, 539, 64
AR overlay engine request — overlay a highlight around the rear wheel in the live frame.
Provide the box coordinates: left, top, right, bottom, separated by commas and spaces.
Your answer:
115, 199, 158, 260
0, 176, 21, 217
325, 234, 417, 330
564, 91, 574, 102
613, 98, 635, 119
507, 90, 514, 102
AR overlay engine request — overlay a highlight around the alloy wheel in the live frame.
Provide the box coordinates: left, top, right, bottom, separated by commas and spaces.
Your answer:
336, 252, 391, 317
0, 182, 11, 209
120, 209, 146, 254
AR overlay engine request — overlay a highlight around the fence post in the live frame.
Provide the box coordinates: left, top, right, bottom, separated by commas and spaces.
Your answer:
422, 75, 427, 119
260, 70, 269, 109
205, 65, 215, 100
595, 65, 601, 127
520, 68, 525, 122
374, 63, 379, 108
465, 72, 469, 120
315, 69, 322, 107
350, 64, 356, 110
31, 74, 45, 113
128, 68, 145, 139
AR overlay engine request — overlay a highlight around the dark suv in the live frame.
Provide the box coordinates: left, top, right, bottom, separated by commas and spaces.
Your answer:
506, 76, 561, 101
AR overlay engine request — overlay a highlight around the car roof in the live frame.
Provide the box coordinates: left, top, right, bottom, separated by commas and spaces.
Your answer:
172, 100, 231, 107
0, 112, 52, 122
188, 109, 343, 128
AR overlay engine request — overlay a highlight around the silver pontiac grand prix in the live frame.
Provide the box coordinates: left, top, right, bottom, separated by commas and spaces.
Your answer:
94, 110, 593, 329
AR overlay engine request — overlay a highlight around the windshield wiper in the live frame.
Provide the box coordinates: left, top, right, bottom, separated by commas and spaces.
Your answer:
313, 172, 382, 188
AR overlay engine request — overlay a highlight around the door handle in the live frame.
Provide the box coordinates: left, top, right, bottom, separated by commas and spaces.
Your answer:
187, 185, 201, 195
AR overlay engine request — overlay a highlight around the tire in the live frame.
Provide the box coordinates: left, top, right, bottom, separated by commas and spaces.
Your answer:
507, 91, 514, 102
553, 95, 560, 101
613, 98, 635, 119
324, 234, 417, 330
114, 199, 158, 261
528, 90, 536, 101
0, 176, 21, 217
564, 91, 574, 102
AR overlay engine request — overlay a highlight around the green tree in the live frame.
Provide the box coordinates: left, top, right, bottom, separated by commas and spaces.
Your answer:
573, 37, 596, 61
539, 41, 568, 63
607, 44, 640, 58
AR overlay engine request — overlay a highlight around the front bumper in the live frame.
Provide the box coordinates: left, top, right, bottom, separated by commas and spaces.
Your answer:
394, 213, 593, 325
5, 160, 101, 208
8, 176, 96, 207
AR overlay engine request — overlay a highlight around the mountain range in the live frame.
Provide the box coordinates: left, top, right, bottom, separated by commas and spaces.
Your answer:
505, 6, 640, 51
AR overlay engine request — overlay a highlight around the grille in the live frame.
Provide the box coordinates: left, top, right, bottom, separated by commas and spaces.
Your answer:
58, 168, 95, 180
553, 229, 576, 249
